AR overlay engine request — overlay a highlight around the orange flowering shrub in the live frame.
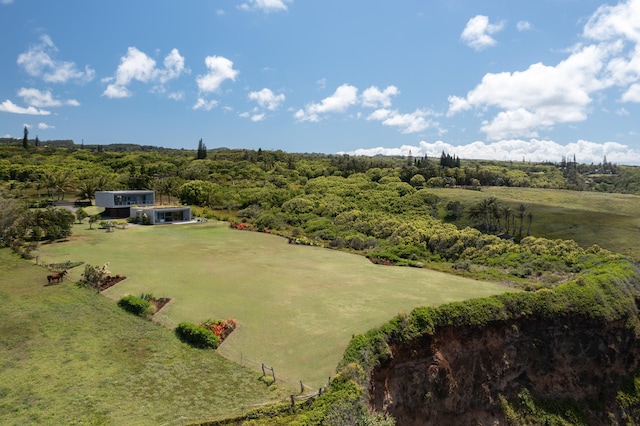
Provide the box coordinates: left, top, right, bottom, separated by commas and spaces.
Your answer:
199, 318, 237, 342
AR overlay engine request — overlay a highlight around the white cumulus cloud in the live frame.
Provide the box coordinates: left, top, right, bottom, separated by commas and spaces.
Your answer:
240, 0, 290, 13
460, 15, 505, 51
361, 85, 399, 108
517, 21, 533, 31
193, 98, 218, 111
449, 0, 640, 141
366, 108, 438, 134
196, 55, 238, 93
103, 47, 186, 98
294, 84, 358, 122
17, 35, 94, 84
18, 87, 79, 108
249, 88, 285, 110
622, 83, 640, 102
341, 139, 640, 165
0, 100, 50, 115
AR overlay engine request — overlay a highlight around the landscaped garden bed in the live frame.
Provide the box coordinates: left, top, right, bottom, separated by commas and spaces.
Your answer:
175, 318, 237, 349
97, 274, 127, 290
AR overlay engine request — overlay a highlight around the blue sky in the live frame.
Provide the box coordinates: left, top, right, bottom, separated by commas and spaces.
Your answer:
2, 0, 640, 164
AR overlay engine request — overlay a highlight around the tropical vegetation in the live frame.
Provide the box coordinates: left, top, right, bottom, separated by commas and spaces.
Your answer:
2, 138, 640, 423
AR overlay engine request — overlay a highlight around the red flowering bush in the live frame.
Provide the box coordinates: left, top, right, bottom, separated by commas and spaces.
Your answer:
198, 318, 237, 342
230, 222, 256, 231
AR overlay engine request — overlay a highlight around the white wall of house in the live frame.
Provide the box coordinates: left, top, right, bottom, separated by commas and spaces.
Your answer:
130, 206, 192, 224
95, 191, 155, 208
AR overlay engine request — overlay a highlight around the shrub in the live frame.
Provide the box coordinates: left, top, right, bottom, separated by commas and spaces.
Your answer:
199, 318, 237, 342
117, 294, 151, 317
175, 322, 219, 349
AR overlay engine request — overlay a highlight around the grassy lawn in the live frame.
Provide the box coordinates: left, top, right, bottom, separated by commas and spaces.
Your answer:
34, 221, 513, 390
0, 249, 287, 426
430, 187, 640, 260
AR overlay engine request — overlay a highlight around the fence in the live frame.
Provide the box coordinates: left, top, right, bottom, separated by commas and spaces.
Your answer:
261, 363, 276, 382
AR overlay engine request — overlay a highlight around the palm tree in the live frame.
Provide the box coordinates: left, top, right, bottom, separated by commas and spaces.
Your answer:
500, 205, 512, 235
488, 200, 501, 231
54, 171, 74, 201
94, 175, 111, 191
469, 197, 499, 231
517, 204, 527, 237
153, 178, 173, 205
42, 171, 57, 204
77, 180, 97, 203
34, 178, 45, 206
165, 177, 182, 205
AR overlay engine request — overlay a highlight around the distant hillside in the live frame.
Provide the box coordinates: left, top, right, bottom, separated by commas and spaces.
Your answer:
0, 138, 74, 147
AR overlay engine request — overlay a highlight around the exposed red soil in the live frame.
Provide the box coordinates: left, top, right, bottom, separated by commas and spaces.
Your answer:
97, 275, 127, 291
150, 297, 171, 312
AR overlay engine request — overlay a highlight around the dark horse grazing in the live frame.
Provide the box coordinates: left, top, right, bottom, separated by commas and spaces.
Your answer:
47, 270, 67, 284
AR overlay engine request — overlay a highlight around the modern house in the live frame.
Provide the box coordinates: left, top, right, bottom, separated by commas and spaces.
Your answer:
129, 205, 192, 225
94, 190, 191, 224
95, 190, 155, 218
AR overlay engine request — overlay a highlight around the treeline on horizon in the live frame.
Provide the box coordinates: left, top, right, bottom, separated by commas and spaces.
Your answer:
2, 137, 638, 191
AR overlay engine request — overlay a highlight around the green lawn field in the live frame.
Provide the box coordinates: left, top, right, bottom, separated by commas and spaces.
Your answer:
0, 249, 287, 426
35, 221, 513, 389
430, 187, 640, 260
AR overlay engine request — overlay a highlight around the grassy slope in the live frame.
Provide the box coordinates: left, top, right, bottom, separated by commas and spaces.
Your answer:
34, 221, 512, 389
430, 187, 640, 260
0, 249, 288, 426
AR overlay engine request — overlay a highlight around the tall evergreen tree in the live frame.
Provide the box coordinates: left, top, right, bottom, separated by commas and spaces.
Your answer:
197, 138, 207, 160
22, 126, 29, 149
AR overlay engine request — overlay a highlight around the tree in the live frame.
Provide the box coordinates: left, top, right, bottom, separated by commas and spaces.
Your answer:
500, 205, 512, 235
35, 136, 40, 147
81, 262, 110, 291
526, 212, 534, 236
409, 174, 426, 188
445, 201, 464, 220
197, 138, 207, 160
42, 171, 57, 203
469, 197, 500, 231
22, 126, 29, 149
88, 214, 100, 229
54, 170, 74, 201
517, 203, 527, 237
75, 207, 88, 224
154, 177, 180, 205
77, 180, 97, 203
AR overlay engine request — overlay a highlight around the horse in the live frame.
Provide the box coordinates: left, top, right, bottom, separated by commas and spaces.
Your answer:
47, 270, 67, 284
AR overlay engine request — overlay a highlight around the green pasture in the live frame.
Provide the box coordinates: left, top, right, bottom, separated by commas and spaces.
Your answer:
35, 221, 512, 389
0, 249, 287, 426
430, 187, 640, 260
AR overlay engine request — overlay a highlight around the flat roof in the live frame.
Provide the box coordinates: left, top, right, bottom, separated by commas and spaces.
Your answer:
96, 190, 154, 194
130, 205, 190, 210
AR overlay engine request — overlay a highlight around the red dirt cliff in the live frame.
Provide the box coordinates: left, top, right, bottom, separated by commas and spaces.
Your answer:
370, 315, 640, 425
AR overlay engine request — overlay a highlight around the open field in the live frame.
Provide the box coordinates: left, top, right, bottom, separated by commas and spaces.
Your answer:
34, 221, 513, 389
430, 187, 640, 260
0, 249, 287, 426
